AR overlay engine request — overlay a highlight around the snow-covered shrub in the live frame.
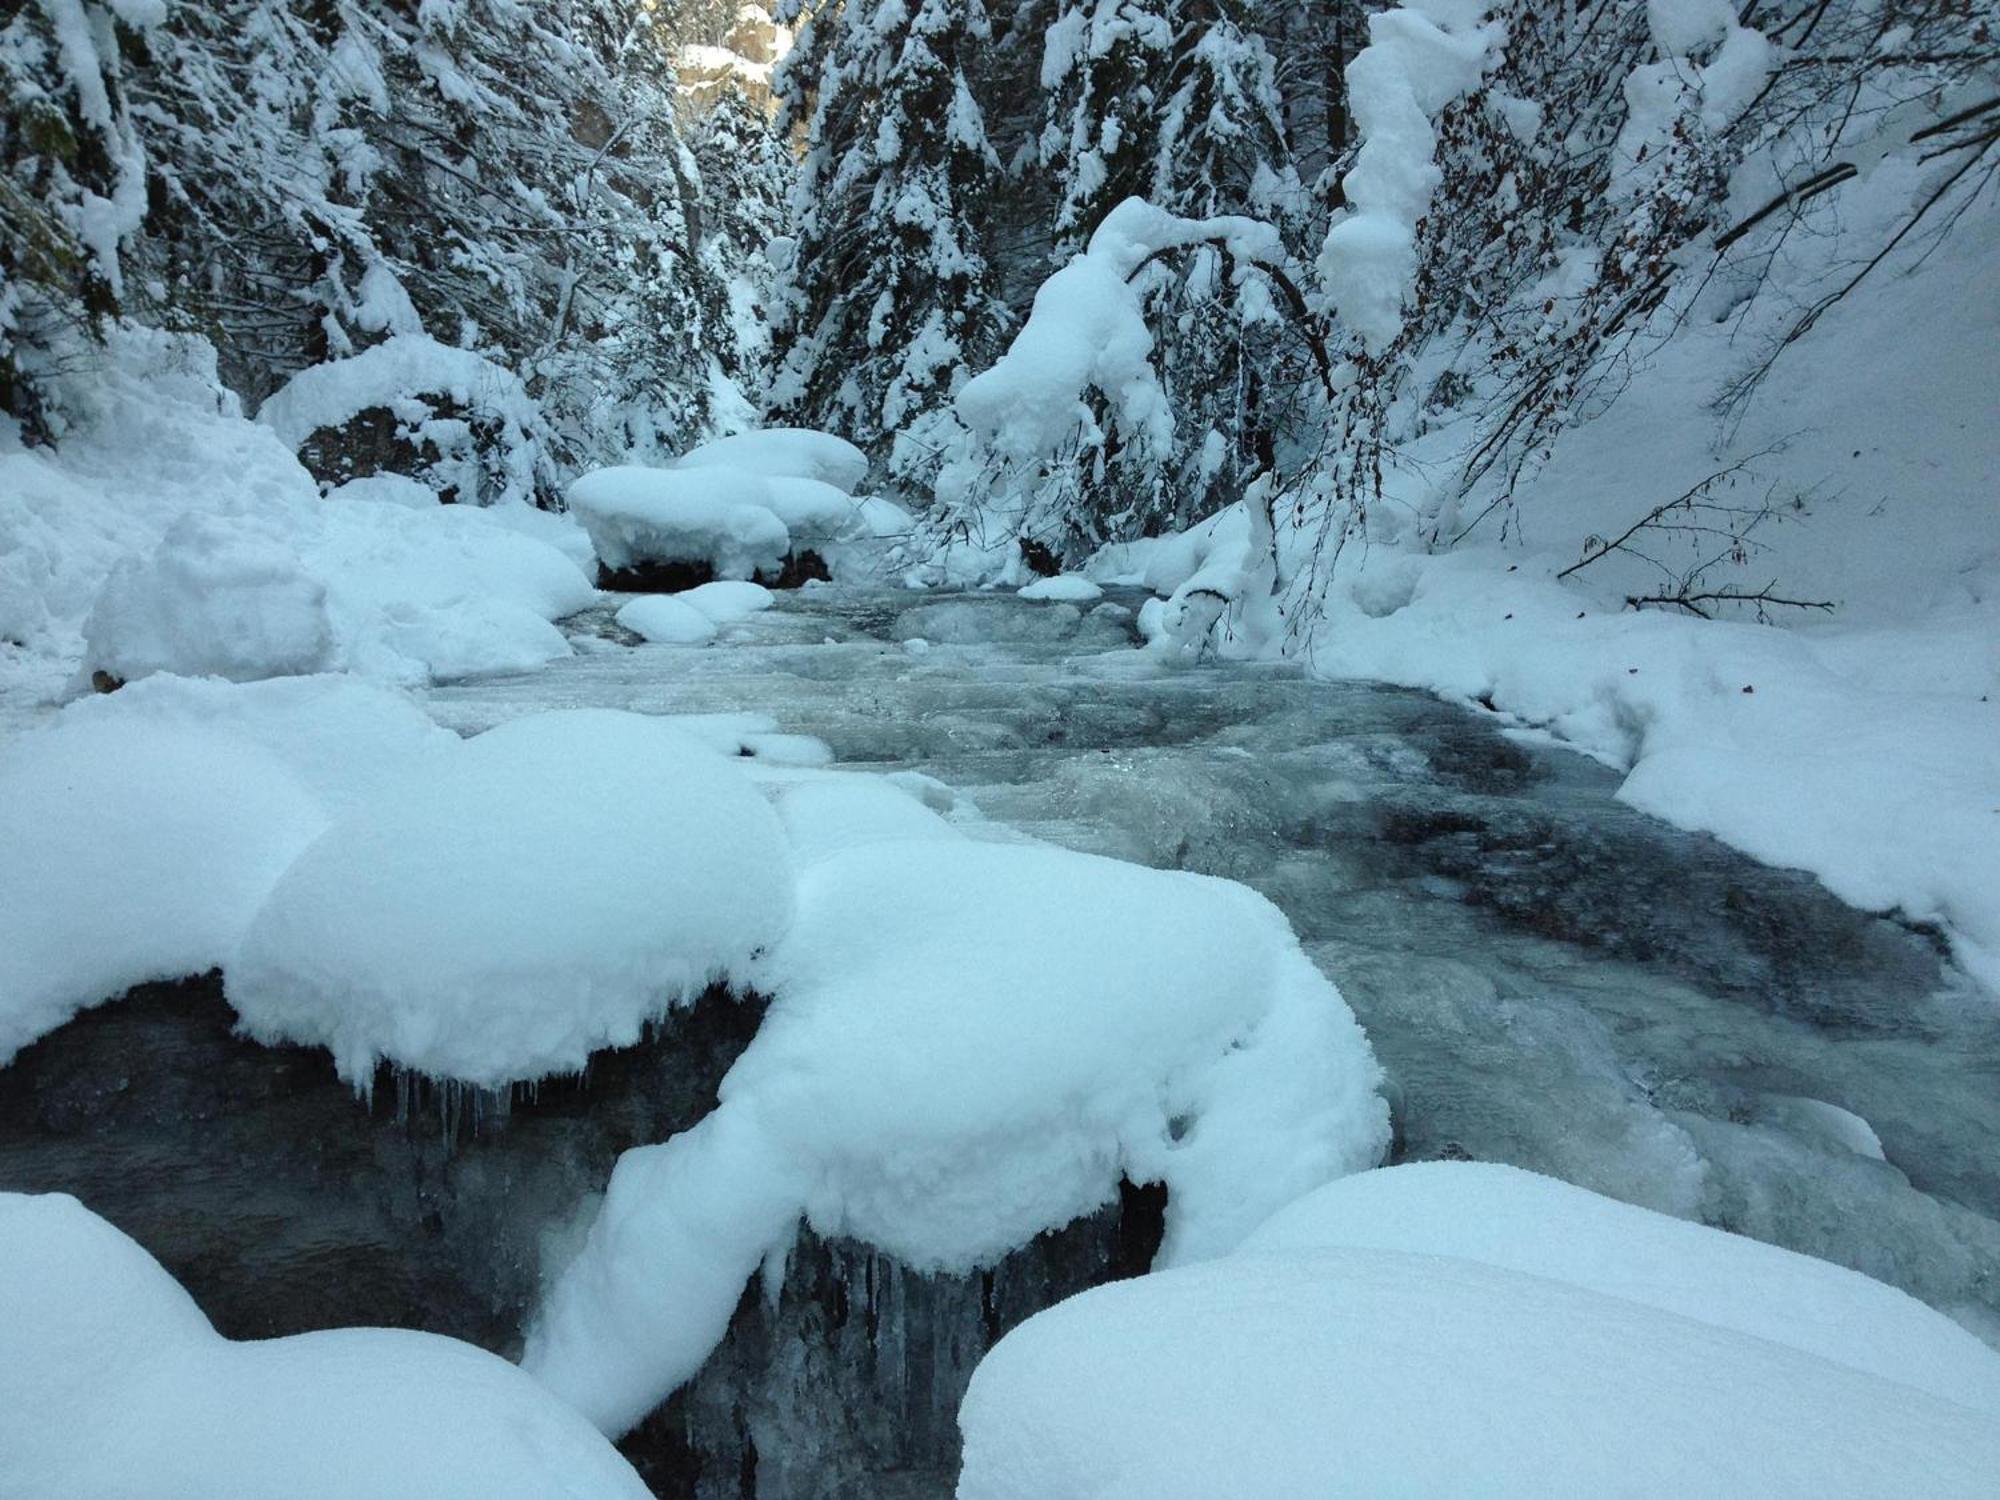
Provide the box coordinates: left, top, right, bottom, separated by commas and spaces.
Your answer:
0, 1192, 651, 1498
258, 336, 553, 509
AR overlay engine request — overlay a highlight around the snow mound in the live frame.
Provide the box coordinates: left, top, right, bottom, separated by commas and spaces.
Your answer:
567, 466, 792, 581
82, 513, 335, 684
958, 1163, 2000, 1499
227, 710, 794, 1087
0, 718, 326, 1066
672, 427, 869, 493
1241, 1162, 2000, 1412
616, 594, 719, 645
0, 1192, 649, 1500
525, 838, 1387, 1434
83, 495, 595, 688
681, 580, 776, 625
1018, 574, 1104, 604
0, 676, 458, 1062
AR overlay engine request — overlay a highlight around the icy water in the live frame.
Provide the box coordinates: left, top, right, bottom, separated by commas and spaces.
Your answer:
8, 582, 1995, 1498
437, 585, 2000, 1347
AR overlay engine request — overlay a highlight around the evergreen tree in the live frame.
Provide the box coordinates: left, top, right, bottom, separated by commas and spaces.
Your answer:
769, 0, 1010, 489
0, 0, 160, 440
1026, 0, 1307, 546
690, 82, 798, 413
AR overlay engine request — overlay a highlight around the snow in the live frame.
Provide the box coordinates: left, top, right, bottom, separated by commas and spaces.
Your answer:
1318, 1, 1503, 351
0, 716, 327, 1065
82, 492, 596, 688
1240, 1162, 2000, 1411
680, 579, 776, 624
957, 1163, 2000, 1499
1018, 574, 1103, 604
82, 513, 335, 684
672, 427, 869, 493
525, 836, 1387, 1435
616, 593, 719, 645
256, 333, 547, 508
614, 579, 777, 642
954, 198, 1283, 478
227, 710, 794, 1088
0, 325, 593, 703
0, 1192, 650, 1499
0, 674, 457, 1062
567, 465, 793, 580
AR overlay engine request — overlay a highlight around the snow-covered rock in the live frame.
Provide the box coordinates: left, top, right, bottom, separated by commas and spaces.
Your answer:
0, 1192, 650, 1500
958, 1162, 2000, 1499
257, 334, 550, 508
227, 709, 795, 1087
0, 717, 327, 1065
671, 427, 869, 493
525, 836, 1387, 1435
1018, 574, 1103, 604
680, 580, 776, 625
0, 675, 458, 1063
567, 465, 792, 582
616, 594, 719, 645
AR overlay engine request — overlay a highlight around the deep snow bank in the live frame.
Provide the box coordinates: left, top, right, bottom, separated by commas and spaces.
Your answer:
0, 1192, 650, 1499
958, 1163, 2000, 1498
0, 325, 595, 703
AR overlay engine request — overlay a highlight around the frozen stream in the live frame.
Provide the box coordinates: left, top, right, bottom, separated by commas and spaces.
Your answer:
435, 586, 2000, 1345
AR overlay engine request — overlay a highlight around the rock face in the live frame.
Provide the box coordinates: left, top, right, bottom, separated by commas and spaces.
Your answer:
0, 973, 1160, 1496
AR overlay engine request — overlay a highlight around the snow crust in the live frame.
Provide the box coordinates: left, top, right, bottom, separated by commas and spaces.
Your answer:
958, 1163, 2000, 1499
0, 1192, 650, 1499
227, 710, 795, 1087
525, 824, 1387, 1436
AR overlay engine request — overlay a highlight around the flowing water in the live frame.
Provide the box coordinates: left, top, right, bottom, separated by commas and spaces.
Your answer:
5, 583, 1996, 1497
432, 585, 2000, 1342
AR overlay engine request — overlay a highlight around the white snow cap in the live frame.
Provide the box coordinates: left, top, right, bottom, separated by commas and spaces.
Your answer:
1018, 574, 1104, 604
0, 675, 456, 1064
0, 1192, 651, 1500
672, 427, 869, 493
567, 465, 792, 580
525, 835, 1387, 1435
958, 1162, 2000, 1499
228, 709, 794, 1088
